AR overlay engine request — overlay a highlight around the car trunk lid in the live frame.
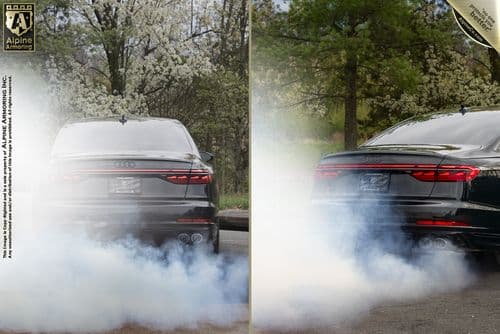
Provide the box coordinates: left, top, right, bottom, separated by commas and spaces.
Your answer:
48, 155, 211, 201
314, 150, 446, 199
314, 148, 481, 200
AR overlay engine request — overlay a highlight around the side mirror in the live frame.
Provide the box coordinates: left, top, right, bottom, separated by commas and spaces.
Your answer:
200, 151, 214, 162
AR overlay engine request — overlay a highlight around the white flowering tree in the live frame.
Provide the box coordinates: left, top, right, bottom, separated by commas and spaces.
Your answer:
364, 48, 500, 137
37, 0, 248, 194
44, 0, 215, 114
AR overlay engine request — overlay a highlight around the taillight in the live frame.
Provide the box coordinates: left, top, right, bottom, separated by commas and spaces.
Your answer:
315, 169, 341, 179
411, 165, 479, 182
70, 168, 213, 184
315, 164, 437, 180
416, 219, 471, 227
177, 218, 213, 223
438, 165, 479, 182
315, 164, 479, 182
166, 169, 212, 184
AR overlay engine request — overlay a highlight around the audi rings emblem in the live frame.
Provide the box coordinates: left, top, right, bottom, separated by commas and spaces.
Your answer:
114, 161, 136, 168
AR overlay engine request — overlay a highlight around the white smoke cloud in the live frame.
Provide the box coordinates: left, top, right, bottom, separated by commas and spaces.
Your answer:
0, 66, 248, 332
0, 225, 247, 332
251, 90, 475, 330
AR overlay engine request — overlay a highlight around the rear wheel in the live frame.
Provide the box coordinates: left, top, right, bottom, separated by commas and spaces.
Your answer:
494, 251, 500, 267
466, 252, 500, 271
213, 228, 220, 254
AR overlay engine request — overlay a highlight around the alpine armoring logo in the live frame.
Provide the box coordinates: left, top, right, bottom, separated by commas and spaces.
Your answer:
3, 3, 35, 52
447, 0, 499, 52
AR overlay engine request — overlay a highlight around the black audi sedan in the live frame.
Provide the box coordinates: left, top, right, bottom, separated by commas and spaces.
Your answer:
312, 107, 500, 257
44, 117, 219, 252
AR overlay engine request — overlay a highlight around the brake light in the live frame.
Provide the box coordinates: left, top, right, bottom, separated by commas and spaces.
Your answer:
315, 170, 341, 179
166, 169, 212, 184
315, 164, 437, 180
416, 219, 470, 227
411, 165, 479, 182
438, 165, 479, 182
315, 164, 479, 182
177, 218, 213, 223
70, 168, 213, 184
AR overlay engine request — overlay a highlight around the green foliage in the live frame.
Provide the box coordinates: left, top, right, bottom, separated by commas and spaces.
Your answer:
253, 0, 500, 144
164, 69, 249, 194
29, 0, 248, 195
253, 0, 433, 148
364, 49, 500, 138
220, 193, 249, 210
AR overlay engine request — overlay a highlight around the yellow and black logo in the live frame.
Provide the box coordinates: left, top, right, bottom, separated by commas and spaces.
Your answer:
3, 3, 35, 52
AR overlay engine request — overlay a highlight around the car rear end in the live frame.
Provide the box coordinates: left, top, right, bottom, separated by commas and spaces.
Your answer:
42, 118, 219, 251
312, 109, 500, 253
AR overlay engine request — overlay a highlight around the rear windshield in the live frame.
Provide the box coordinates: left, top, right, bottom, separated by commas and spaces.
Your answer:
365, 111, 500, 147
52, 119, 195, 156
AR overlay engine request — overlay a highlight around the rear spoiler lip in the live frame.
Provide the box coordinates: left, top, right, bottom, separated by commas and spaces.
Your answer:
69, 168, 209, 174
50, 154, 197, 164
321, 149, 448, 161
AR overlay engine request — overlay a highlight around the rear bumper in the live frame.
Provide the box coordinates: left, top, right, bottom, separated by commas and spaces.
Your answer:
60, 222, 219, 247
311, 198, 500, 252
39, 199, 218, 246
400, 227, 500, 252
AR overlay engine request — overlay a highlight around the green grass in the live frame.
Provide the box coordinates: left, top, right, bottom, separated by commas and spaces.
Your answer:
219, 193, 249, 210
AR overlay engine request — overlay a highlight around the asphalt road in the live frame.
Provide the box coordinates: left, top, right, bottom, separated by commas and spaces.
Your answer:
255, 263, 500, 334
220, 230, 249, 255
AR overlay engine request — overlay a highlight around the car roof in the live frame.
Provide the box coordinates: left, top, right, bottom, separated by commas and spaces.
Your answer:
396, 107, 500, 124
361, 106, 500, 148
461, 106, 500, 112
64, 116, 182, 125
407, 106, 500, 118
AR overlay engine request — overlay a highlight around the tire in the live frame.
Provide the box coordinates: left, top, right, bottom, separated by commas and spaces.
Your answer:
213, 228, 220, 254
494, 251, 500, 268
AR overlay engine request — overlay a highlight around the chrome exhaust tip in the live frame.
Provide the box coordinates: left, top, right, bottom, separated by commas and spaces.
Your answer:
418, 237, 434, 249
177, 233, 190, 244
418, 237, 452, 250
191, 233, 204, 244
433, 237, 450, 249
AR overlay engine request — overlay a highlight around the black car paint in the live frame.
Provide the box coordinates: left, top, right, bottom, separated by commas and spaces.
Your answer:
43, 117, 219, 251
312, 109, 500, 253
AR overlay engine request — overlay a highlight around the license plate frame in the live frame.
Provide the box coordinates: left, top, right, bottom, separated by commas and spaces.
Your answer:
359, 173, 390, 192
109, 177, 142, 195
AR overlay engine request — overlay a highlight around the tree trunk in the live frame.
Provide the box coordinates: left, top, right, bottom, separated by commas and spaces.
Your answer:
238, 0, 248, 78
94, 3, 127, 97
344, 51, 358, 150
106, 45, 124, 96
220, 0, 228, 65
489, 48, 500, 84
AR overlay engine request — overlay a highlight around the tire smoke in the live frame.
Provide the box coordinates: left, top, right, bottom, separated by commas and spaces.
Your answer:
251, 91, 475, 331
0, 66, 248, 333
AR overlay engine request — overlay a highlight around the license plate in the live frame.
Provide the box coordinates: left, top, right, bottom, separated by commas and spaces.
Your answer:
109, 177, 142, 194
360, 173, 390, 192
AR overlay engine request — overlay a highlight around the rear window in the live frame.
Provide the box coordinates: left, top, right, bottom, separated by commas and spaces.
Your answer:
365, 111, 500, 147
52, 119, 195, 156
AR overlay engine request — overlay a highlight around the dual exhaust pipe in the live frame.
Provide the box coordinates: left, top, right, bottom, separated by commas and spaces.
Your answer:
418, 237, 454, 250
177, 233, 204, 244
